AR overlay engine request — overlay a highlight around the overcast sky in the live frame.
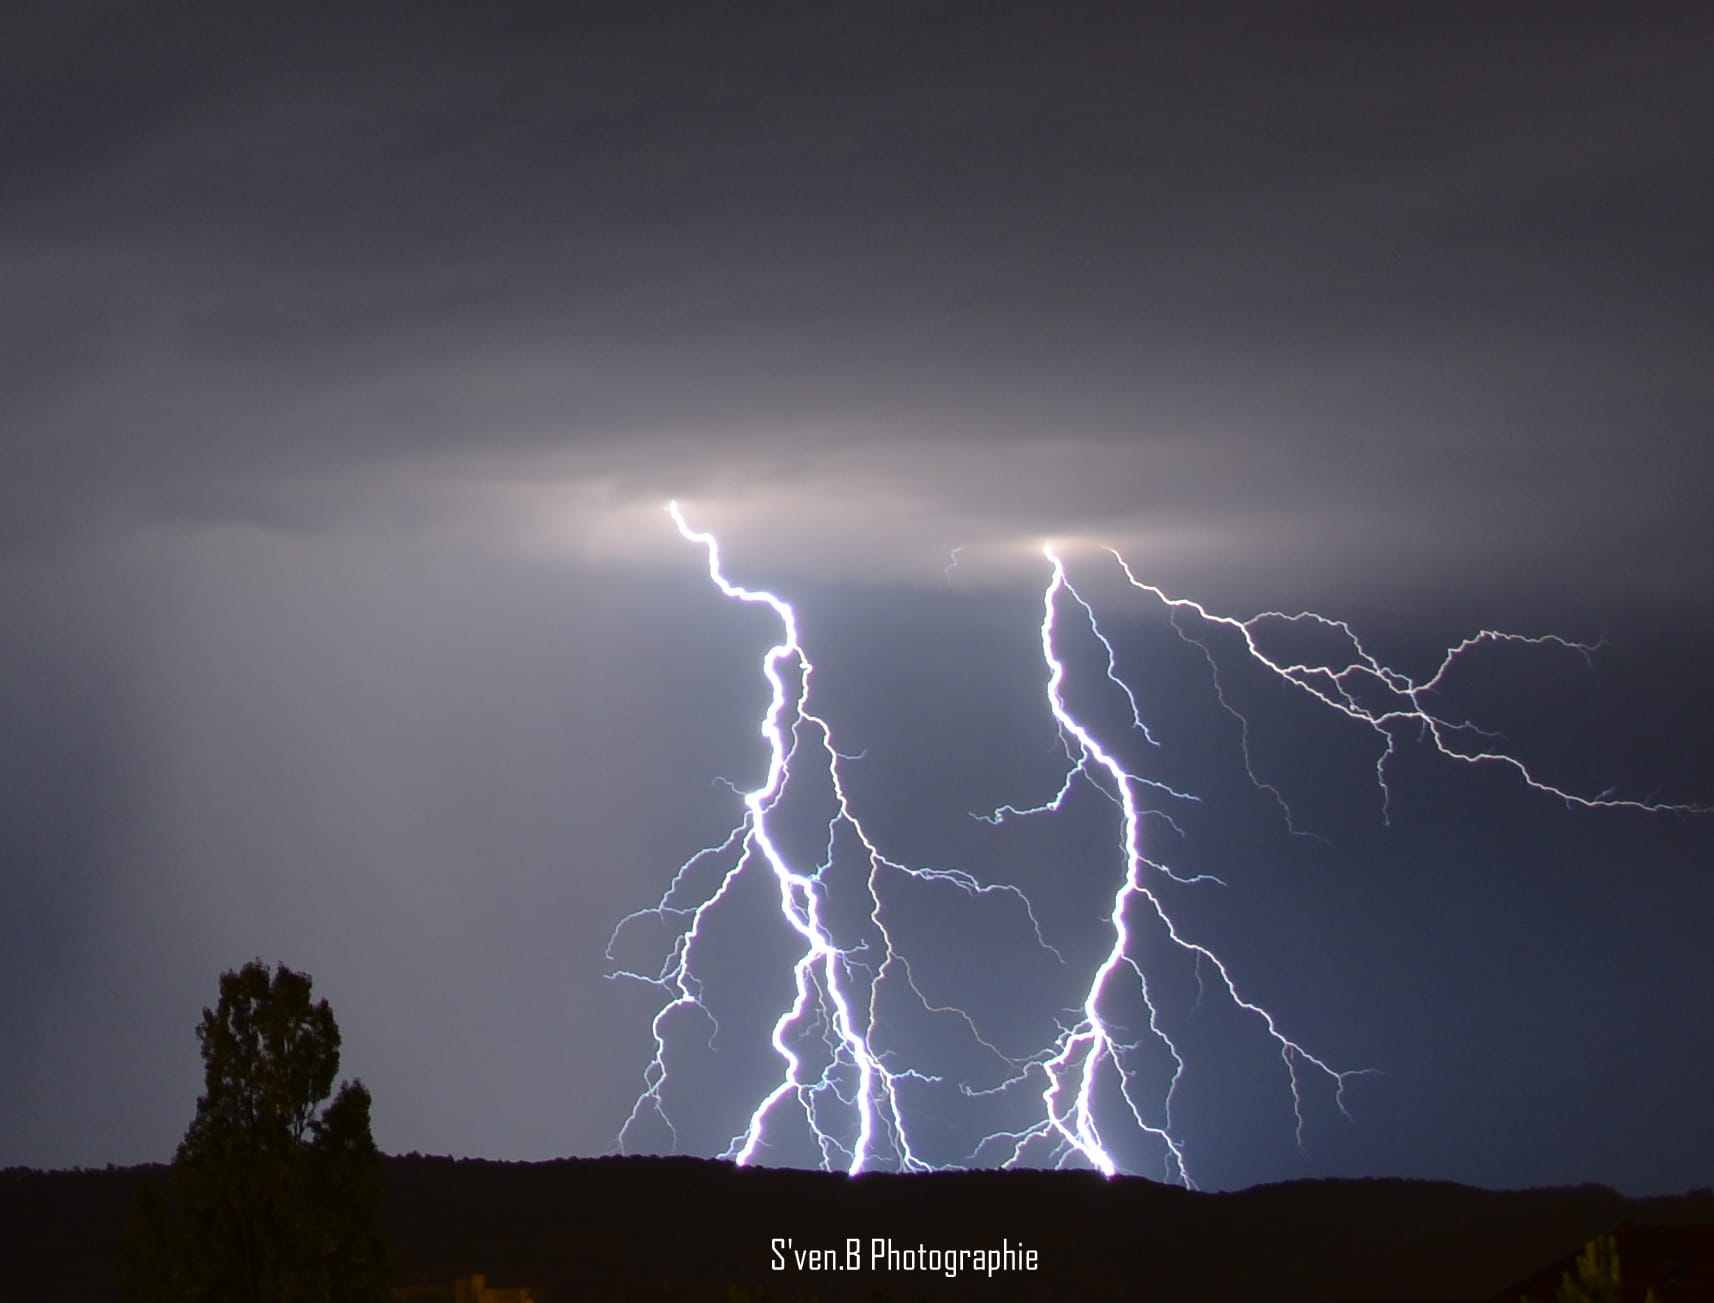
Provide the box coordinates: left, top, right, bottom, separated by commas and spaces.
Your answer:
4, 2, 1712, 1195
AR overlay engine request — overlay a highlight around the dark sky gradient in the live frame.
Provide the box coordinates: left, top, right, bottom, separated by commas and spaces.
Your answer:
3, 3, 1711, 1193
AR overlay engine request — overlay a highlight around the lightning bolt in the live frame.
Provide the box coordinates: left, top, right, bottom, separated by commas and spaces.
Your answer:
612, 507, 1707, 1185
609, 503, 1055, 1174
964, 546, 1369, 1182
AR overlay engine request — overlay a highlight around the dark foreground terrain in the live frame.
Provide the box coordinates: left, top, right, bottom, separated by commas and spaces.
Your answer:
2, 1155, 1709, 1302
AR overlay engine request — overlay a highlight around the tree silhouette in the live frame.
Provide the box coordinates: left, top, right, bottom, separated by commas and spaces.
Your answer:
120, 961, 390, 1302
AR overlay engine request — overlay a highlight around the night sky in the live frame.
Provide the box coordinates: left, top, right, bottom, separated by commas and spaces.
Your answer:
4, 3, 1712, 1196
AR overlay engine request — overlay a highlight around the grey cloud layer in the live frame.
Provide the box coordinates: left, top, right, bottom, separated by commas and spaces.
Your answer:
5, 3, 1711, 598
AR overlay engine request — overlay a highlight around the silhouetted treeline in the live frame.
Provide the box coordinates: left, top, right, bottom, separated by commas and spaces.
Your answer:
2, 1156, 1710, 1301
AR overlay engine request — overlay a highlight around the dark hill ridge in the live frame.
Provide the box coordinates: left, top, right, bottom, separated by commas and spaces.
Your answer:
2, 1156, 1709, 1301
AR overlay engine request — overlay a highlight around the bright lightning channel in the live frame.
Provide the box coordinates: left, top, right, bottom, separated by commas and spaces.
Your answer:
610, 505, 1706, 1185
610, 503, 1053, 1174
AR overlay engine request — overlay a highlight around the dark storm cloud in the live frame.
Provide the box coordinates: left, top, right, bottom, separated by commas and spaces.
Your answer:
5, 3, 1711, 596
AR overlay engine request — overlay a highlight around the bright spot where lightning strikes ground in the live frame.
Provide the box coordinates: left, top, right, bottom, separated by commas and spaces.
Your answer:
607, 503, 1706, 1186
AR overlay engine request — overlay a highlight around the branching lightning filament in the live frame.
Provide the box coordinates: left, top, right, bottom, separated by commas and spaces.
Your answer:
608, 507, 1706, 1185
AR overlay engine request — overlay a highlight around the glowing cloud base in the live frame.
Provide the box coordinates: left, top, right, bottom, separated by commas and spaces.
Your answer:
608, 505, 1702, 1185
